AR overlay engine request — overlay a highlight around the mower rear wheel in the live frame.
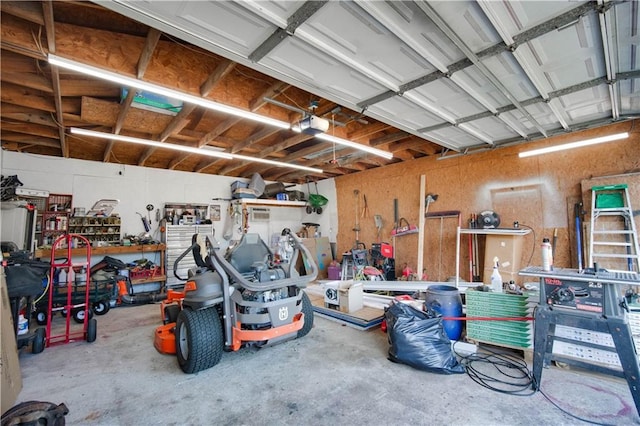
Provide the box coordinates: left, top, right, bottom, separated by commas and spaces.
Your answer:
176, 307, 223, 374
297, 292, 314, 338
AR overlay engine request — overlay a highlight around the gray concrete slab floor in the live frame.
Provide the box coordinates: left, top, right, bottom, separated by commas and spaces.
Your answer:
13, 301, 640, 425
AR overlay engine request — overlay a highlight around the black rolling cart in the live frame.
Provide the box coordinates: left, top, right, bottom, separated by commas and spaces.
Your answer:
520, 266, 640, 416
2, 251, 49, 354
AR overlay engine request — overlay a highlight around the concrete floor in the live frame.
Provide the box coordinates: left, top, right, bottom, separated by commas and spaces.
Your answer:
13, 299, 640, 425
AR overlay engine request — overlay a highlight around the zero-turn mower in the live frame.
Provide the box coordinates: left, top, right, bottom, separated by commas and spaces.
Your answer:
155, 229, 317, 374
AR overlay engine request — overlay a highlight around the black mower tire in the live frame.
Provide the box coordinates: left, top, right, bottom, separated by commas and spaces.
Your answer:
35, 309, 47, 326
93, 300, 110, 315
297, 291, 314, 338
86, 318, 97, 343
306, 205, 313, 214
316, 206, 323, 215
72, 307, 94, 324
176, 307, 223, 374
163, 304, 181, 325
32, 327, 46, 354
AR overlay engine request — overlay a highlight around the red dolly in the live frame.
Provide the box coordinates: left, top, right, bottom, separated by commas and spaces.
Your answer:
47, 234, 97, 346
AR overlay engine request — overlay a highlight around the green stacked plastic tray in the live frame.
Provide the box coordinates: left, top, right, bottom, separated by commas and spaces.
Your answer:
466, 289, 538, 349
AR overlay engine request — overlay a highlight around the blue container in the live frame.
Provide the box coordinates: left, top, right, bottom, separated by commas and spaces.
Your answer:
425, 285, 463, 341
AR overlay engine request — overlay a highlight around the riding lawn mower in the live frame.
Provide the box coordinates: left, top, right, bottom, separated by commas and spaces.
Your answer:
155, 230, 317, 374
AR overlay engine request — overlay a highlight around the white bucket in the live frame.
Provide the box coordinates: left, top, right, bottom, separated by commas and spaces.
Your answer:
17, 314, 28, 335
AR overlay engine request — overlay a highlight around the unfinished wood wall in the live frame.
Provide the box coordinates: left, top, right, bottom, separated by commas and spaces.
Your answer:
335, 120, 640, 282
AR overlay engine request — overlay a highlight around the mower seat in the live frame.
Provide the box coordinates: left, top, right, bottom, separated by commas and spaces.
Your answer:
226, 233, 271, 275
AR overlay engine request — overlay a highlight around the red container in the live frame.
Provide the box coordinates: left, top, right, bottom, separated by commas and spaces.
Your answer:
381, 243, 393, 258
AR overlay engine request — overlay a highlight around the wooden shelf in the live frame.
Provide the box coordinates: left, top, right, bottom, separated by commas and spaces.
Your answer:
233, 199, 306, 207
130, 275, 166, 285
459, 228, 531, 236
35, 243, 166, 259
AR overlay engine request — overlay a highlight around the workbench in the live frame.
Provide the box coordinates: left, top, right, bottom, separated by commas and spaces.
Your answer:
34, 243, 166, 286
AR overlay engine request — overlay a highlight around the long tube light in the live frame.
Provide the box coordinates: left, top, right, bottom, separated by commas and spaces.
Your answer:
49, 54, 291, 129
69, 128, 323, 173
315, 133, 394, 160
518, 132, 629, 158
49, 54, 393, 160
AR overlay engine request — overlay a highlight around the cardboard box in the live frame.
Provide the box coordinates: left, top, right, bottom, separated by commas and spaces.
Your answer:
300, 237, 333, 279
483, 234, 525, 272
339, 280, 364, 313
1, 270, 22, 413
322, 280, 364, 313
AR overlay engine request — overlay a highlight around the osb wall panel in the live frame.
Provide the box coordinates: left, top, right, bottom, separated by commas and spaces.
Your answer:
335, 120, 639, 282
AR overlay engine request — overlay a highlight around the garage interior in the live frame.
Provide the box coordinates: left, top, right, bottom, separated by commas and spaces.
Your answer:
1, 0, 640, 424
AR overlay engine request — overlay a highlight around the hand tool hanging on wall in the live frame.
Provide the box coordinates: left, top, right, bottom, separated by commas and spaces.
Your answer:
374, 214, 383, 242
146, 204, 154, 227
137, 212, 151, 232
361, 194, 370, 218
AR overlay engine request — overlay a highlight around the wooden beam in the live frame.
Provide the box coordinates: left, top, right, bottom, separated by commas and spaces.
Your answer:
1, 134, 60, 148
1, 111, 58, 127
249, 81, 290, 111
1, 84, 56, 112
200, 59, 235, 95
370, 131, 411, 146
1, 122, 59, 138
1, 71, 53, 93
417, 175, 426, 278
348, 122, 391, 141
1, 1, 45, 25
217, 133, 313, 175
142, 58, 236, 166
103, 87, 136, 162
187, 81, 294, 172
137, 28, 161, 79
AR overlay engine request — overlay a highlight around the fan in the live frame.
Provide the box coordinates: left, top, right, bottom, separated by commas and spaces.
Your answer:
478, 210, 500, 229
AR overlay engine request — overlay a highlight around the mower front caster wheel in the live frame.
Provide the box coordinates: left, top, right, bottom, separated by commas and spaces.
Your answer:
176, 307, 223, 374
164, 304, 181, 325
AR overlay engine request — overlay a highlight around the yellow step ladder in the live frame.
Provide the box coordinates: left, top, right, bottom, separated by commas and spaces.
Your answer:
588, 184, 639, 272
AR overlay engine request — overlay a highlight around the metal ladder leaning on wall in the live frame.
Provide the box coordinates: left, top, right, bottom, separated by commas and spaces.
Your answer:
588, 184, 640, 272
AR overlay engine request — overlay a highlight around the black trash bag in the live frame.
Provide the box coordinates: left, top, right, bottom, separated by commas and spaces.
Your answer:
4, 252, 50, 298
385, 301, 465, 374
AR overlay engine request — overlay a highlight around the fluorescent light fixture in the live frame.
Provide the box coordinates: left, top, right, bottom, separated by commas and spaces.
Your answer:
69, 127, 323, 173
232, 153, 322, 173
71, 128, 233, 159
49, 54, 387, 160
291, 125, 393, 160
49, 54, 291, 130
518, 132, 629, 158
